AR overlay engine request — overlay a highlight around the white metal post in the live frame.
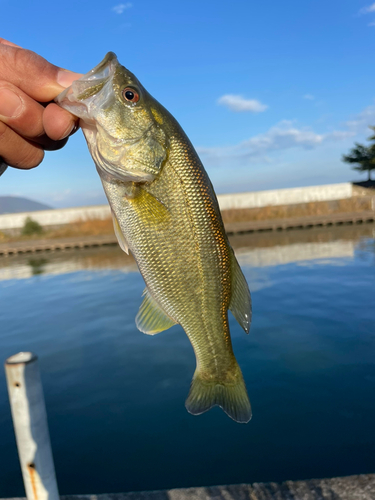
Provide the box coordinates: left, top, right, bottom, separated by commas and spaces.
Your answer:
5, 352, 59, 500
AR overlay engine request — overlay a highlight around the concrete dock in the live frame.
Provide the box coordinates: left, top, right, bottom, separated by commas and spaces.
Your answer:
4, 474, 375, 500
224, 210, 375, 234
0, 234, 118, 257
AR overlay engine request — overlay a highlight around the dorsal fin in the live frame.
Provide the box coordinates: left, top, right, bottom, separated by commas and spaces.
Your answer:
111, 209, 129, 254
136, 288, 177, 335
229, 250, 252, 334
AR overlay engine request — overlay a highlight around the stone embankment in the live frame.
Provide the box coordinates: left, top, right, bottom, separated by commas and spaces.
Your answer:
4, 474, 375, 500
0, 210, 375, 257
0, 182, 374, 256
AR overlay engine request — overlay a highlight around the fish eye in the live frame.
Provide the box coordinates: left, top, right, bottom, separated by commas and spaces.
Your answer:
122, 87, 140, 103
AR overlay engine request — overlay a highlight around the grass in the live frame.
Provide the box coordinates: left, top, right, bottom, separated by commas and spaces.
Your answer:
46, 217, 114, 238
0, 217, 114, 243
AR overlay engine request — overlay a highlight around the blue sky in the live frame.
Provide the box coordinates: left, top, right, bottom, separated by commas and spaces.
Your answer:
1, 0, 375, 207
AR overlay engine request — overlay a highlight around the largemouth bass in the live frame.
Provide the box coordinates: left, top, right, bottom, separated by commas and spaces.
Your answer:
56, 53, 252, 423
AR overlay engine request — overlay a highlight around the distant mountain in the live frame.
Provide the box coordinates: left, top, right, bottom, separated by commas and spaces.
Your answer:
0, 196, 53, 214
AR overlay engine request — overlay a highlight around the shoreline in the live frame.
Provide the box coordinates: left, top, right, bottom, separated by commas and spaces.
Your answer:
0, 210, 374, 257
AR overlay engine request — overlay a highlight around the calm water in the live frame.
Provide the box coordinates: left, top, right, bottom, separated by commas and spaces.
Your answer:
0, 224, 374, 497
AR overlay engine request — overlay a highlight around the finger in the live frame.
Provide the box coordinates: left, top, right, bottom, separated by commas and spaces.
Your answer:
0, 81, 44, 138
36, 134, 70, 152
0, 122, 44, 169
43, 103, 79, 141
0, 44, 82, 102
0, 38, 21, 48
0, 81, 72, 151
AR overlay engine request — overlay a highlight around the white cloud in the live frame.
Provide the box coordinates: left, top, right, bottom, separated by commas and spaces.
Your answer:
359, 2, 375, 14
217, 94, 268, 113
197, 118, 359, 167
241, 121, 324, 153
345, 104, 375, 133
199, 102, 375, 167
326, 130, 355, 141
368, 21, 375, 25
50, 189, 71, 203
303, 94, 315, 100
199, 121, 324, 161
112, 3, 132, 14
197, 104, 375, 174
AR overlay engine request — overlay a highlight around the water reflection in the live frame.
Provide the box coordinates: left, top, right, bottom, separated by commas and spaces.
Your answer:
0, 246, 137, 281
28, 258, 49, 275
0, 223, 374, 281
357, 237, 375, 261
233, 223, 375, 267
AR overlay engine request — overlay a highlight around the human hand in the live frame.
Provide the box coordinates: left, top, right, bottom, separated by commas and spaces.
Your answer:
0, 38, 82, 170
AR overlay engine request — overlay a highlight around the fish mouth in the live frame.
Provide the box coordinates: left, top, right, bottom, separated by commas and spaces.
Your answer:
55, 52, 119, 121
55, 53, 160, 185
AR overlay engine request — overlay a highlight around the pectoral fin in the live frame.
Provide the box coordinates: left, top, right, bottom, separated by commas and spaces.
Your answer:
136, 288, 177, 335
128, 187, 170, 226
111, 209, 129, 254
229, 250, 252, 334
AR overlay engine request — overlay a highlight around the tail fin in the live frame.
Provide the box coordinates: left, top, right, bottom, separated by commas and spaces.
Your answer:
185, 368, 252, 424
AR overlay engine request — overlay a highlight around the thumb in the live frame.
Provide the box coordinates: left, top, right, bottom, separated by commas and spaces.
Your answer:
0, 41, 82, 102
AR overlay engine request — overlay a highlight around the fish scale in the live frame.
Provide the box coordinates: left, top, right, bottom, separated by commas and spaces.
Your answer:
56, 52, 252, 423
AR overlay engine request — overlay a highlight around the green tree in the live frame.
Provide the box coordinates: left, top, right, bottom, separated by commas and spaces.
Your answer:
22, 217, 43, 236
342, 127, 375, 181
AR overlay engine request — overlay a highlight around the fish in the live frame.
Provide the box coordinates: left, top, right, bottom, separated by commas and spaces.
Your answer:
56, 52, 252, 423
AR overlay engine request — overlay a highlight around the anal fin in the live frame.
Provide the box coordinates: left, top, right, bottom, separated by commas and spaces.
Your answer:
136, 288, 177, 335
229, 250, 252, 334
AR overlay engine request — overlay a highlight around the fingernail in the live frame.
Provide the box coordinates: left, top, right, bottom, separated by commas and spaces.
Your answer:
69, 122, 80, 136
0, 88, 23, 118
57, 70, 82, 88
60, 121, 77, 140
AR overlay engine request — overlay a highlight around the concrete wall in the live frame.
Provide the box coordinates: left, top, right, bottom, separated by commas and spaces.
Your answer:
217, 183, 354, 210
0, 183, 355, 231
0, 205, 111, 231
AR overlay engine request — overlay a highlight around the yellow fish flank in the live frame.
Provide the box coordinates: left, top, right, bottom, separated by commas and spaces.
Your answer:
56, 53, 252, 423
